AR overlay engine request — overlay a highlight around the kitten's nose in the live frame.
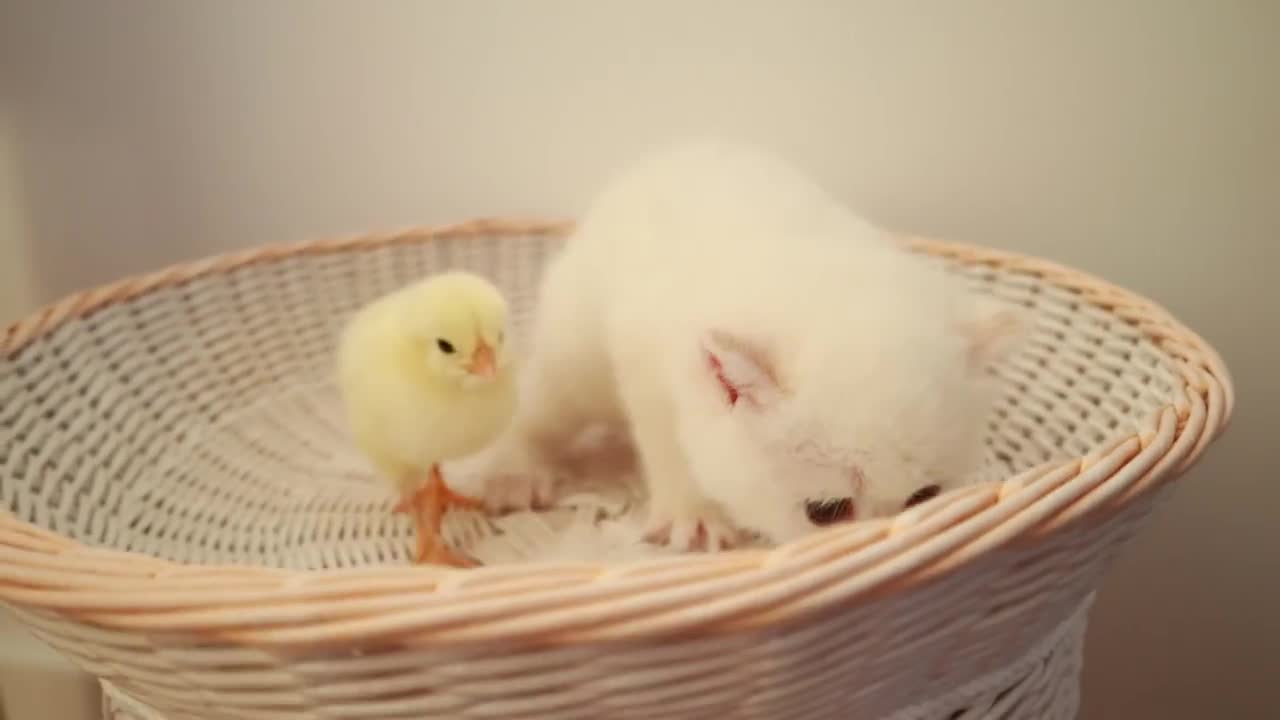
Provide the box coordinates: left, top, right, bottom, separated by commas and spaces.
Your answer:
904, 485, 942, 509
805, 498, 856, 526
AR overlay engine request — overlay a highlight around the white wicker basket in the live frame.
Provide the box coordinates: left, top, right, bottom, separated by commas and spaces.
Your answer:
0, 220, 1232, 719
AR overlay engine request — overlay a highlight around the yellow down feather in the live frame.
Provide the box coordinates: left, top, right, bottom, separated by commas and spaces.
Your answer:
336, 271, 517, 496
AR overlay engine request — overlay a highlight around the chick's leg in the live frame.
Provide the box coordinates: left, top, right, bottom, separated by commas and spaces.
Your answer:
409, 464, 481, 567
428, 464, 485, 511
393, 465, 483, 514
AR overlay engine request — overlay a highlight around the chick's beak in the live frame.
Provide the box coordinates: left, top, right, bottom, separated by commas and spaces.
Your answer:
466, 340, 496, 379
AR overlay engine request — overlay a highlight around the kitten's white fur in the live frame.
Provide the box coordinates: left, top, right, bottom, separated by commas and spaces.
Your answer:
481, 140, 1027, 548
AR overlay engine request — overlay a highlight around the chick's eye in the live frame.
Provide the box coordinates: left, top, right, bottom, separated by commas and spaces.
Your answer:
905, 485, 941, 509
436, 338, 455, 354
805, 498, 855, 526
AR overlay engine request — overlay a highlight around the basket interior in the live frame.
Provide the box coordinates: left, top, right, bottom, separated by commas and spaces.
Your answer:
0, 230, 1183, 569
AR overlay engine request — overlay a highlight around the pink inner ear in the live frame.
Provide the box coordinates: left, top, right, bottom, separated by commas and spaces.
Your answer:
706, 351, 740, 406
703, 329, 783, 407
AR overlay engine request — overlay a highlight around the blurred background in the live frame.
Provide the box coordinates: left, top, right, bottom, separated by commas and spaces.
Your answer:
0, 1, 1275, 717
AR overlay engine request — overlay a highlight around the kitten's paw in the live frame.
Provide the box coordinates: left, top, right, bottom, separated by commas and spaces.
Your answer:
473, 434, 560, 513
481, 468, 556, 513
643, 500, 741, 552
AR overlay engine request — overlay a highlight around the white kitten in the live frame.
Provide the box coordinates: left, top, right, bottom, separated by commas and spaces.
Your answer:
481, 140, 1028, 548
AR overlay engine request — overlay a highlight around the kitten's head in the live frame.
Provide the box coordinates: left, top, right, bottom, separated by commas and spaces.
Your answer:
683, 292, 1029, 545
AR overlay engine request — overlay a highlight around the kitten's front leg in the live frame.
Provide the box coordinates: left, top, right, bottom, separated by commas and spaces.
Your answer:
644, 466, 741, 551
621, 383, 741, 551
480, 430, 560, 513
480, 335, 616, 512
480, 370, 573, 513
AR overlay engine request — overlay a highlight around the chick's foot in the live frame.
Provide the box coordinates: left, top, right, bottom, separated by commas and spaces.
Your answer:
417, 534, 480, 568
404, 465, 483, 568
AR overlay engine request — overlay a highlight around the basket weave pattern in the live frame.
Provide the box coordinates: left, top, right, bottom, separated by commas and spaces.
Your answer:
0, 220, 1232, 718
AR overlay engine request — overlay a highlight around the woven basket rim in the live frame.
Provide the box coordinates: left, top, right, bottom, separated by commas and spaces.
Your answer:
0, 218, 1234, 649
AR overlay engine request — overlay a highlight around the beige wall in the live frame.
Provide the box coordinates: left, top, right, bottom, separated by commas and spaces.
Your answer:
0, 116, 35, 325
2, 1, 1277, 717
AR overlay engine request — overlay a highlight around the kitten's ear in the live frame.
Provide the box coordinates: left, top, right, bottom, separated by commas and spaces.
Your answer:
702, 330, 781, 408
960, 296, 1032, 371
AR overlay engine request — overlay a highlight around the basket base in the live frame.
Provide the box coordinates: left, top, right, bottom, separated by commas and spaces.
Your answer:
100, 596, 1089, 720
891, 595, 1090, 720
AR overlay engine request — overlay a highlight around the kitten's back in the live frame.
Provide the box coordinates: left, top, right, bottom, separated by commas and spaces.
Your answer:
579, 140, 879, 261
570, 141, 950, 347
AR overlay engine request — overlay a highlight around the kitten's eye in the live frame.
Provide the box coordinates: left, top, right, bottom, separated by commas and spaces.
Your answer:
805, 498, 855, 526
904, 485, 941, 509
436, 338, 455, 354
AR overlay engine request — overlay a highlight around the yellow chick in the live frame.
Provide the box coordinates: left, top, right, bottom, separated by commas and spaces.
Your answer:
336, 271, 516, 567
